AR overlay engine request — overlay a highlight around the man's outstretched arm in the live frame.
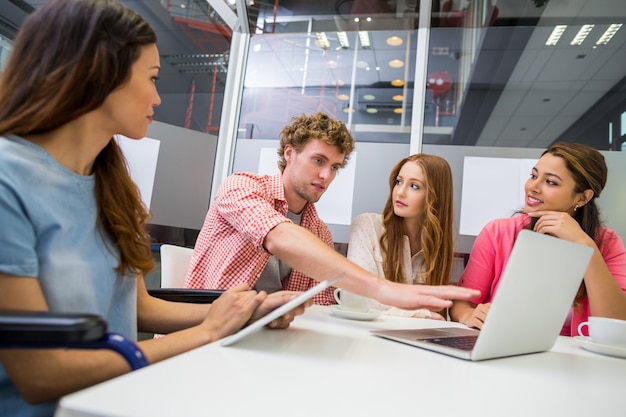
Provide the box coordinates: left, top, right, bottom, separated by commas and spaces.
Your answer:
264, 222, 479, 311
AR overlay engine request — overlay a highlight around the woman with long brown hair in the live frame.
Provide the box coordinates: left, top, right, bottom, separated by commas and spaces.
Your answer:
348, 154, 455, 319
0, 1, 305, 415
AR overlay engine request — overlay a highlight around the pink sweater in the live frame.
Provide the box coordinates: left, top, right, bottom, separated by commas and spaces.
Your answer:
458, 214, 626, 336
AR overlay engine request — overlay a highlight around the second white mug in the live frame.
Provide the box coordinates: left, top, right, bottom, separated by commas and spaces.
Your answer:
577, 316, 626, 347
333, 288, 371, 312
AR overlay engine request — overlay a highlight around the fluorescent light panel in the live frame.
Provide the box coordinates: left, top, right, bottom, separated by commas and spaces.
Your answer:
596, 24, 622, 45
358, 31, 371, 48
337, 31, 350, 49
545, 25, 567, 46
571, 24, 595, 46
315, 32, 330, 49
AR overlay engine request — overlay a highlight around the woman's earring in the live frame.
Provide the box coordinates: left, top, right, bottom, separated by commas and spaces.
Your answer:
574, 204, 580, 212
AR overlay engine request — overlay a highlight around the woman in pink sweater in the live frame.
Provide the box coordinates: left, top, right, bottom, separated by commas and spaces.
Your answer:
451, 143, 626, 336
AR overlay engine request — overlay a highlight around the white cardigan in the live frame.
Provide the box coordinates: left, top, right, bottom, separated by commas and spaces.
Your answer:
347, 212, 432, 318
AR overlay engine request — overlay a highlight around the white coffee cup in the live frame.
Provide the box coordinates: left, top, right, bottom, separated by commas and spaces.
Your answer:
577, 316, 626, 347
333, 288, 371, 312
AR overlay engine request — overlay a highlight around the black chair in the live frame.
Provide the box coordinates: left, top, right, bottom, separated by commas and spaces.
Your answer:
147, 288, 223, 304
0, 310, 148, 370
0, 290, 224, 366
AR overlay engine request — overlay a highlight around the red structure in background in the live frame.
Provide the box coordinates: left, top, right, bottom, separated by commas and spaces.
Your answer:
161, 1, 332, 135
205, 63, 219, 135
427, 71, 456, 127
185, 80, 195, 129
162, 1, 234, 134
173, 17, 232, 54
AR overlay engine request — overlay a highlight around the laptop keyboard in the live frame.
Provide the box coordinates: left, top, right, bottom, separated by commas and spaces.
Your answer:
427, 335, 478, 351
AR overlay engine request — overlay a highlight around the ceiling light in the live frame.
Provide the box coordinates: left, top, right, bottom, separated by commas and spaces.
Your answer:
343, 107, 355, 113
338, 94, 350, 100
545, 25, 567, 46
363, 94, 376, 100
315, 32, 330, 50
388, 59, 404, 68
358, 31, 371, 49
392, 95, 404, 101
571, 24, 595, 46
393, 108, 403, 114
596, 24, 622, 45
356, 60, 369, 69
366, 108, 378, 114
337, 32, 350, 49
391, 79, 404, 87
386, 36, 403, 46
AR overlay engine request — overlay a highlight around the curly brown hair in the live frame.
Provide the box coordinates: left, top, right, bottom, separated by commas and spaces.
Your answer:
277, 112, 355, 171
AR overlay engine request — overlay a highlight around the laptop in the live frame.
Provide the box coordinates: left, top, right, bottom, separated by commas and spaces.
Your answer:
371, 230, 593, 361
221, 274, 342, 346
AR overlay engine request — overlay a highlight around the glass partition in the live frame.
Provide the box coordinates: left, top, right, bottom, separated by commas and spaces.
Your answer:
239, 14, 420, 143
233, 0, 625, 152
431, 0, 626, 150
7, 1, 619, 152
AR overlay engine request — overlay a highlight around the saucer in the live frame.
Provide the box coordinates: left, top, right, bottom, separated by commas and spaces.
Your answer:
329, 305, 383, 321
574, 336, 626, 359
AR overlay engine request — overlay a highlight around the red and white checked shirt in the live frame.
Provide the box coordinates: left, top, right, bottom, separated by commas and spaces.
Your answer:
185, 172, 336, 305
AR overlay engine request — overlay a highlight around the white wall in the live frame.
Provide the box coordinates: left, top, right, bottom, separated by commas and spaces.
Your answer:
144, 121, 218, 230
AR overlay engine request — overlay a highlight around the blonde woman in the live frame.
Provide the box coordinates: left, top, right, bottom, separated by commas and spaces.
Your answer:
348, 154, 455, 319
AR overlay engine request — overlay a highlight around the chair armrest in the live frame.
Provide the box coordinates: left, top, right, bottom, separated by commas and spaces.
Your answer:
148, 288, 224, 304
0, 310, 149, 370
0, 310, 107, 345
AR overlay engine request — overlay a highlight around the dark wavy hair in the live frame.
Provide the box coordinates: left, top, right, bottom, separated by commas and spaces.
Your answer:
277, 112, 355, 171
380, 154, 455, 287
0, 0, 157, 275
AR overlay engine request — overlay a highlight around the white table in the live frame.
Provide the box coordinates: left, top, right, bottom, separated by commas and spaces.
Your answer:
56, 305, 626, 417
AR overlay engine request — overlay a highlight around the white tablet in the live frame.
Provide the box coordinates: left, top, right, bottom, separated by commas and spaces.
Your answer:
220, 274, 343, 346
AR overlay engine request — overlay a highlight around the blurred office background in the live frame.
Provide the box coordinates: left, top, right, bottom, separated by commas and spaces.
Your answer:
2, 0, 625, 258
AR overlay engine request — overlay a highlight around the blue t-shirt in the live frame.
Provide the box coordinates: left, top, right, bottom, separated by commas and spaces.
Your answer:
0, 135, 137, 417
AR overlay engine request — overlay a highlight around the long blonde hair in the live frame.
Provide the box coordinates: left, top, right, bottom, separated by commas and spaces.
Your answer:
379, 154, 455, 286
